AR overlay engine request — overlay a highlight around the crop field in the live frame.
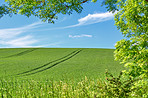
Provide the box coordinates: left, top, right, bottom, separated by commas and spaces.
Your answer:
0, 48, 127, 97
0, 48, 124, 81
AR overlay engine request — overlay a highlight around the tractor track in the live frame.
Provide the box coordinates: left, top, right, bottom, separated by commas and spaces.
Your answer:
2, 48, 38, 58
24, 50, 82, 76
16, 50, 82, 76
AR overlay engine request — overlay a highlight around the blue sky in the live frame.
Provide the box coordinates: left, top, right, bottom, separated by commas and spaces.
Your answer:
0, 1, 123, 48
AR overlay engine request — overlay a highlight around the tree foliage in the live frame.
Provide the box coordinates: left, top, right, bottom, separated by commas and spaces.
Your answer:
113, 0, 148, 96
114, 0, 148, 79
0, 4, 10, 18
1, 0, 92, 23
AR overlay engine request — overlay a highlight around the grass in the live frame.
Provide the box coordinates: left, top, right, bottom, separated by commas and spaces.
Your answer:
0, 48, 124, 82
0, 77, 104, 98
1, 76, 147, 98
0, 48, 135, 97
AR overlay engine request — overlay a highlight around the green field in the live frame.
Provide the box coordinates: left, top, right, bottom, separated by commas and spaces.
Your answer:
0, 48, 129, 97
0, 48, 124, 82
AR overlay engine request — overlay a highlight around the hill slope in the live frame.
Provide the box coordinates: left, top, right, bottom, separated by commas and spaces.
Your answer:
0, 48, 124, 82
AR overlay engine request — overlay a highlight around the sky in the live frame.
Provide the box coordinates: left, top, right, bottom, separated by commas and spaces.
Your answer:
0, 0, 123, 49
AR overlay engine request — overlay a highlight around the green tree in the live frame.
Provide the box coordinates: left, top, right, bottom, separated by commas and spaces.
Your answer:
113, 0, 148, 96
1, 0, 91, 23
103, 0, 148, 96
114, 0, 148, 78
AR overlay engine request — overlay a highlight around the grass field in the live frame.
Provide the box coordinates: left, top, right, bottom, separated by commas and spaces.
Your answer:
0, 48, 124, 82
0, 48, 129, 97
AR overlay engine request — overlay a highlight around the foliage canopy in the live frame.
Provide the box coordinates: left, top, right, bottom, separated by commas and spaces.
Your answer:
114, 0, 148, 78
113, 0, 148, 96
1, 0, 92, 23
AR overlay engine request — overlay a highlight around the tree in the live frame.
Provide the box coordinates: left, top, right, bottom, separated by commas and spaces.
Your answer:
0, 4, 10, 18
113, 0, 148, 96
1, 0, 91, 23
1, 0, 148, 22
114, 0, 148, 78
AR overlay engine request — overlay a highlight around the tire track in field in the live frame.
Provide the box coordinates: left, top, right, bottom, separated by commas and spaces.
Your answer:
2, 48, 38, 58
24, 50, 82, 76
16, 50, 81, 76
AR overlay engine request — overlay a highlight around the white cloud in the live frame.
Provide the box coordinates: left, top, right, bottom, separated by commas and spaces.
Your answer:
0, 21, 42, 39
69, 34, 92, 38
0, 22, 42, 48
0, 35, 37, 47
37, 11, 116, 31
63, 11, 115, 28
32, 11, 116, 32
